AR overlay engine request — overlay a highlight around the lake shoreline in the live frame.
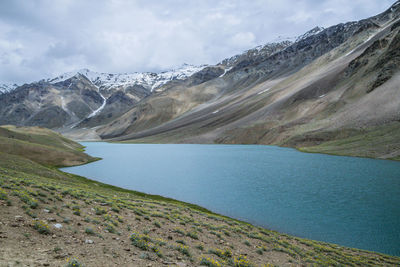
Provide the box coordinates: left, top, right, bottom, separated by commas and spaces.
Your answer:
64, 142, 400, 256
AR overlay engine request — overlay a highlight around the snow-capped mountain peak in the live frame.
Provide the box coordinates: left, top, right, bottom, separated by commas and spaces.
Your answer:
47, 64, 207, 92
0, 83, 19, 94
295, 26, 325, 42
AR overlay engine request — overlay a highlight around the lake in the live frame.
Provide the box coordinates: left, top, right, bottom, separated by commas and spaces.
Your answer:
62, 142, 400, 256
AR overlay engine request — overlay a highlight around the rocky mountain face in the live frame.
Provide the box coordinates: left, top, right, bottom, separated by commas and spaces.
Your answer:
1, 1, 399, 159
0, 65, 207, 129
0, 83, 18, 94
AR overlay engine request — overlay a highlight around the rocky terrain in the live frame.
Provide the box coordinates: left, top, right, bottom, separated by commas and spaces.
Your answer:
0, 126, 399, 266
0, 65, 206, 130
1, 2, 400, 160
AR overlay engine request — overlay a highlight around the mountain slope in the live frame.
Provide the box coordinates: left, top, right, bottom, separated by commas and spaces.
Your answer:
0, 2, 399, 160
93, 1, 400, 160
0, 125, 96, 166
0, 65, 206, 130
0, 129, 399, 266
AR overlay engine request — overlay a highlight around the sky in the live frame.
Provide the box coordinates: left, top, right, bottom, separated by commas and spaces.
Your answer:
0, 0, 396, 84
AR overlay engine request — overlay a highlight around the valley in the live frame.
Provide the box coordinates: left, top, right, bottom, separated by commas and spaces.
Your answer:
1, 3, 400, 161
0, 127, 399, 266
1, 2, 400, 266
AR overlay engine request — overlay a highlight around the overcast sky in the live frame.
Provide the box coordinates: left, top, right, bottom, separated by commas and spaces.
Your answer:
0, 0, 396, 84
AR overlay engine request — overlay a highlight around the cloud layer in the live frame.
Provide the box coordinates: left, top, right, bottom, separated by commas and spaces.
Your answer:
0, 0, 395, 84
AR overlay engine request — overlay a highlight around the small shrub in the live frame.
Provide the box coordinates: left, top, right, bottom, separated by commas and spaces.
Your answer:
105, 224, 117, 234
208, 248, 232, 259
154, 238, 167, 246
187, 231, 199, 240
85, 227, 95, 235
174, 227, 185, 235
25, 208, 37, 218
200, 256, 223, 267
244, 240, 251, 246
66, 258, 83, 267
234, 255, 253, 267
153, 221, 161, 228
33, 220, 50, 235
139, 252, 150, 260
176, 244, 191, 257
176, 240, 186, 245
130, 232, 151, 250
195, 244, 204, 250
151, 245, 163, 258
111, 205, 120, 213
0, 188, 8, 200
95, 207, 107, 215
142, 229, 150, 235
72, 206, 81, 216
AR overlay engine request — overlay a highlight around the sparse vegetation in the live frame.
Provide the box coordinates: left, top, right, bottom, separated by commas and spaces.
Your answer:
33, 220, 50, 235
66, 258, 83, 267
0, 126, 398, 266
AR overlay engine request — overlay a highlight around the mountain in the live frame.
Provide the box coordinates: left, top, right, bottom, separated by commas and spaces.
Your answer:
46, 64, 207, 93
1, 1, 399, 160
93, 1, 400, 160
0, 64, 206, 129
0, 83, 18, 94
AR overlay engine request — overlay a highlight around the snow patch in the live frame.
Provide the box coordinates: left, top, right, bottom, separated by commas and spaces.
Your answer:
257, 88, 270, 95
296, 26, 325, 42
0, 83, 18, 94
220, 67, 233, 77
88, 91, 106, 118
48, 64, 207, 92
212, 110, 219, 114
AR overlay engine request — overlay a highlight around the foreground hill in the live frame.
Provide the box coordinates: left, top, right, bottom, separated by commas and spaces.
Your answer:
0, 127, 399, 266
0, 125, 97, 167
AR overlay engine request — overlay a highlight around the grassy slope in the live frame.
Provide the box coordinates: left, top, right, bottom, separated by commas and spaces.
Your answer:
296, 122, 400, 160
0, 125, 98, 167
0, 127, 399, 266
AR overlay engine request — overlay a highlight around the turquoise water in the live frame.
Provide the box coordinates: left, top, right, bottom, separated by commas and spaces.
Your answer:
63, 143, 400, 256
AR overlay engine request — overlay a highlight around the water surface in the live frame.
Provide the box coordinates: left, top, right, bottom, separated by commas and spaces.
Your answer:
63, 143, 400, 256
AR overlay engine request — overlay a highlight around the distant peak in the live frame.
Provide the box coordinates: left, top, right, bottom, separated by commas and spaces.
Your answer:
295, 26, 325, 42
0, 83, 19, 94
46, 64, 207, 91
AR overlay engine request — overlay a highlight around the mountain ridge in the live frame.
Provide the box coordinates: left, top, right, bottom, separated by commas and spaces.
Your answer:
1, 1, 399, 160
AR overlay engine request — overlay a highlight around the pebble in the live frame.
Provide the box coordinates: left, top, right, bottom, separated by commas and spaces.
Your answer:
43, 209, 50, 213
85, 239, 94, 244
15, 216, 24, 221
54, 254, 68, 259
53, 223, 62, 229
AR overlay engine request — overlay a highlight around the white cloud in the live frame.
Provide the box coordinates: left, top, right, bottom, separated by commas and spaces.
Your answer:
0, 0, 395, 84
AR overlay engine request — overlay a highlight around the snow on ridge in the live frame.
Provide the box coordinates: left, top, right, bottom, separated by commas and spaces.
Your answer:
47, 64, 207, 92
295, 26, 325, 42
0, 83, 18, 94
